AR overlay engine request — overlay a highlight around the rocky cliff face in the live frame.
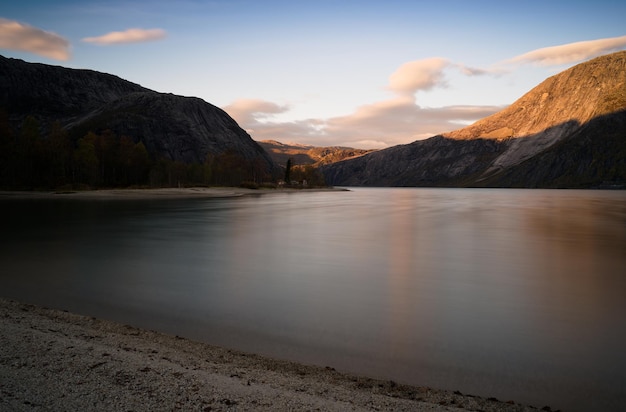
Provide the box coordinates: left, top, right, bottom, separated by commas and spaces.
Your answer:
0, 55, 278, 173
322, 51, 626, 188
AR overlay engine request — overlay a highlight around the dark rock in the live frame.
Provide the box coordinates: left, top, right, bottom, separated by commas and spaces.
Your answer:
0, 54, 279, 175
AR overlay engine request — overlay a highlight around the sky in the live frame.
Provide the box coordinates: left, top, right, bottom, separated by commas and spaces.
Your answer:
2, 0, 626, 149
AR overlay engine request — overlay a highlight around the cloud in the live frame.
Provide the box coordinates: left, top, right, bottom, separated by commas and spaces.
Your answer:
455, 64, 503, 76
224, 97, 501, 149
322, 98, 501, 147
82, 28, 166, 45
506, 35, 626, 66
223, 57, 507, 149
0, 18, 70, 60
226, 35, 626, 149
223, 99, 290, 125
388, 57, 451, 95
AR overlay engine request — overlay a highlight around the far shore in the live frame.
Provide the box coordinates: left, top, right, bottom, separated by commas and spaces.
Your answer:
0, 186, 350, 200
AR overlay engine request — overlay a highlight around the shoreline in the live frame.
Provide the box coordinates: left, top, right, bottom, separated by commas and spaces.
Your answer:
0, 298, 543, 411
0, 186, 349, 200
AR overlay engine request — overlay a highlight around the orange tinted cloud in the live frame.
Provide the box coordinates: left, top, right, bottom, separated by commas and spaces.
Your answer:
224, 57, 505, 148
506, 35, 626, 66
224, 97, 501, 149
82, 28, 166, 45
223, 99, 290, 125
388, 58, 450, 95
0, 18, 70, 60
323, 98, 501, 147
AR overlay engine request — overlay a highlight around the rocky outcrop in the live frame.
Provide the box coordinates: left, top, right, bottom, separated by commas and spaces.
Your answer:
321, 51, 626, 188
0, 55, 278, 173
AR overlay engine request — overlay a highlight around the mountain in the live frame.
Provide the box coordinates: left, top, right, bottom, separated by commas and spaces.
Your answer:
0, 55, 278, 173
321, 51, 626, 188
258, 140, 374, 167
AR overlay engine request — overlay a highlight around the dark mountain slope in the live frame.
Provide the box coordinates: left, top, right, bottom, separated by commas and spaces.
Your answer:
0, 55, 278, 174
321, 136, 504, 187
71, 92, 272, 164
321, 51, 626, 188
478, 109, 626, 188
0, 55, 147, 121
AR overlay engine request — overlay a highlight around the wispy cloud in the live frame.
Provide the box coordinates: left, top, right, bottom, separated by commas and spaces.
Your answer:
224, 56, 504, 148
225, 96, 501, 149
0, 18, 70, 61
223, 99, 290, 125
388, 58, 451, 95
455, 63, 503, 77
322, 98, 501, 148
82, 28, 166, 45
506, 35, 626, 66
224, 55, 508, 149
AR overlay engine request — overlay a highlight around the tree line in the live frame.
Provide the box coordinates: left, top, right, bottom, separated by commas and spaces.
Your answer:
0, 111, 279, 190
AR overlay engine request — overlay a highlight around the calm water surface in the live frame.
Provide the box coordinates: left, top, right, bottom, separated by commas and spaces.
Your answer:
1, 188, 625, 411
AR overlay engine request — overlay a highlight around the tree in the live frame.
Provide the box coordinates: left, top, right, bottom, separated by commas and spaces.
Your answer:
128, 141, 151, 186
73, 132, 99, 186
292, 164, 326, 187
284, 157, 292, 184
148, 158, 169, 187
116, 135, 135, 186
0, 108, 15, 187
94, 129, 119, 186
48, 121, 71, 187
16, 116, 41, 188
212, 150, 248, 186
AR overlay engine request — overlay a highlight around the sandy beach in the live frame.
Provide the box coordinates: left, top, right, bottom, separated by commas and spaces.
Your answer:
0, 298, 545, 411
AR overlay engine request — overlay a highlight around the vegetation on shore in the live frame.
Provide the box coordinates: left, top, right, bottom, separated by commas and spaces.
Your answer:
0, 110, 326, 191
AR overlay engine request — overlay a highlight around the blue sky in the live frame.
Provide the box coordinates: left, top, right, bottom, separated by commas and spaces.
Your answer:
2, 0, 626, 148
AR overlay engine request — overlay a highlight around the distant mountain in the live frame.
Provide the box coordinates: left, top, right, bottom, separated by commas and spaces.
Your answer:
321, 51, 626, 188
258, 140, 374, 167
0, 55, 278, 174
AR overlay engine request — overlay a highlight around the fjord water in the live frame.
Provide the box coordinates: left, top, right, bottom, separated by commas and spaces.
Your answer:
1, 188, 625, 411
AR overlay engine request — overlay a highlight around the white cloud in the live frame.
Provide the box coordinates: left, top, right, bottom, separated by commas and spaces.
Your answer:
82, 28, 166, 45
322, 99, 501, 148
388, 57, 450, 95
506, 35, 626, 66
224, 96, 501, 149
223, 56, 508, 149
223, 99, 290, 125
0, 18, 70, 61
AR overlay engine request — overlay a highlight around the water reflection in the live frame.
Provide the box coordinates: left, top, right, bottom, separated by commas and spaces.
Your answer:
1, 188, 625, 411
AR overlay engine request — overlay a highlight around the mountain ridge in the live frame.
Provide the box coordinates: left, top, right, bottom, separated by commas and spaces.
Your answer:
0, 55, 278, 174
0, 55, 148, 121
3, 52, 625, 189
321, 51, 626, 188
258, 140, 374, 167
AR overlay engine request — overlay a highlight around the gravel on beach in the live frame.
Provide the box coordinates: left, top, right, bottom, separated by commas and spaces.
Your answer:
0, 298, 544, 411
